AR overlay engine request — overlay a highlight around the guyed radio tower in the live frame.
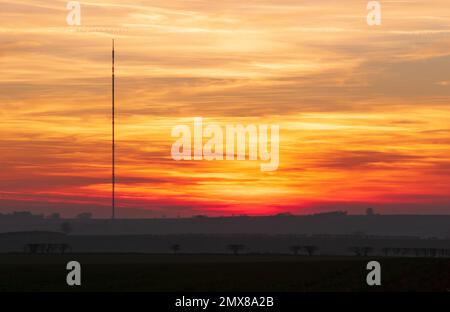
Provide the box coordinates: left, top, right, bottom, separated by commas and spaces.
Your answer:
112, 39, 116, 219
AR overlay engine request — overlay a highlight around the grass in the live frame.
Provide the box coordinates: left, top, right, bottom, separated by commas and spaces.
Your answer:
0, 254, 449, 292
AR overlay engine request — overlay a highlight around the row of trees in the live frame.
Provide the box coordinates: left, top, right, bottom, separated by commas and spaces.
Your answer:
349, 246, 450, 257
289, 245, 318, 256
349, 246, 374, 256
49, 213, 93, 220
171, 244, 450, 257
24, 243, 71, 254
171, 244, 249, 255
24, 243, 450, 257
381, 247, 450, 257
169, 244, 320, 256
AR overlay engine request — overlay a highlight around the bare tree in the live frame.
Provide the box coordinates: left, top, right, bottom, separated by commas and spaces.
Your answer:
413, 248, 421, 257
46, 244, 55, 254
304, 245, 318, 256
349, 246, 373, 256
421, 248, 427, 257
59, 243, 71, 254
37, 244, 46, 254
366, 207, 375, 216
401, 248, 411, 256
430, 248, 437, 257
171, 244, 181, 254
227, 244, 245, 255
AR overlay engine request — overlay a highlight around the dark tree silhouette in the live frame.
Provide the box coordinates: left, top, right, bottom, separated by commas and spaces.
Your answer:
430, 248, 437, 257
304, 245, 318, 256
366, 207, 375, 216
227, 244, 245, 255
401, 248, 411, 256
46, 244, 55, 254
24, 243, 72, 254
59, 243, 71, 254
349, 246, 373, 256
171, 244, 181, 254
37, 243, 46, 254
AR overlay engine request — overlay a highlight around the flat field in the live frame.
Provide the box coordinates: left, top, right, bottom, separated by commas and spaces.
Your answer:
0, 254, 448, 292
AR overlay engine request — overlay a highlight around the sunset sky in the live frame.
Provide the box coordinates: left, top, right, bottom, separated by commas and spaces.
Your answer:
1, 0, 450, 217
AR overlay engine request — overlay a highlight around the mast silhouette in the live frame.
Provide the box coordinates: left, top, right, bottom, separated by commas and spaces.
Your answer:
112, 39, 115, 219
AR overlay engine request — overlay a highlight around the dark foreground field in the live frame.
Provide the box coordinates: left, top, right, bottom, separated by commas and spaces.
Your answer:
0, 254, 449, 292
